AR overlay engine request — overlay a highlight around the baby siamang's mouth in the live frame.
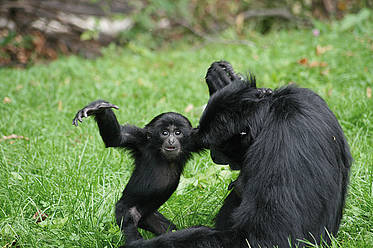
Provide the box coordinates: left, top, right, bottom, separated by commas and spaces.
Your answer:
165, 146, 177, 151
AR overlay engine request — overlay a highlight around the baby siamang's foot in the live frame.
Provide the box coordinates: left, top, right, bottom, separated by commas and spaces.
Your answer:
205, 61, 241, 96
72, 100, 119, 126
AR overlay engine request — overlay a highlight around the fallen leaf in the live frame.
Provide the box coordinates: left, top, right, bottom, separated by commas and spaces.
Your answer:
0, 134, 29, 142
3, 97, 11, 104
298, 58, 308, 65
185, 104, 194, 113
327, 88, 333, 97
367, 87, 372, 98
137, 78, 145, 86
64, 78, 71, 85
33, 210, 48, 223
320, 68, 330, 75
316, 45, 333, 56
58, 100, 63, 111
345, 51, 354, 57
309, 61, 328, 67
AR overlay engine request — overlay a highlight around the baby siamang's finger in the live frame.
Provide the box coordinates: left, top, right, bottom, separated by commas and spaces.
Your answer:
72, 111, 83, 126
72, 118, 78, 126
99, 102, 119, 110
109, 104, 119, 110
82, 108, 89, 118
77, 113, 83, 122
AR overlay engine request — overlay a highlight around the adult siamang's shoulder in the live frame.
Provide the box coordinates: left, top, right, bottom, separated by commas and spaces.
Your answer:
272, 84, 327, 107
273, 84, 320, 98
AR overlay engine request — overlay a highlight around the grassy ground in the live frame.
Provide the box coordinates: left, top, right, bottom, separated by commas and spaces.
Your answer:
1, 15, 372, 248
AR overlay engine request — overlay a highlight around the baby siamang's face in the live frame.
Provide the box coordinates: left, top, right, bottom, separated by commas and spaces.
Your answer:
146, 112, 192, 161
159, 124, 184, 160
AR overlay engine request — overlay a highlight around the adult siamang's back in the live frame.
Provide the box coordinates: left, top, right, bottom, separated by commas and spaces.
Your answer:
125, 62, 352, 248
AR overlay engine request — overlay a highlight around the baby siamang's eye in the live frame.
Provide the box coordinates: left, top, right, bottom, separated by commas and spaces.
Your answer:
175, 130, 182, 136
161, 130, 169, 136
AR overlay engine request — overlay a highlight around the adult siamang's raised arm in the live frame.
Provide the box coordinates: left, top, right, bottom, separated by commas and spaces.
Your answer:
73, 100, 146, 148
191, 60, 245, 150
205, 61, 242, 96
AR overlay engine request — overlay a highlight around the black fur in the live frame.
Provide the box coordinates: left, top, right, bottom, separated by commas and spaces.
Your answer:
125, 61, 352, 248
73, 103, 202, 245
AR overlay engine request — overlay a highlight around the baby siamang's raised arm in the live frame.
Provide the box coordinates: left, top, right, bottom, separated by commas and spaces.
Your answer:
205, 61, 242, 96
73, 100, 147, 149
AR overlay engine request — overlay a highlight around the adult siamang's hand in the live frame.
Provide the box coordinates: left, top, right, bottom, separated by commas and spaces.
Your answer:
72, 100, 119, 126
205, 61, 241, 96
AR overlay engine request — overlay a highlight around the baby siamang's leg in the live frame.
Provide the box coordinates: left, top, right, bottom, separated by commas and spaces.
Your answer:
116, 201, 143, 243
139, 210, 177, 235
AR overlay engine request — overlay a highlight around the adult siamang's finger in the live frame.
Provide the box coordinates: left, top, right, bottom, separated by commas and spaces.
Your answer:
211, 77, 226, 91
206, 74, 224, 96
218, 61, 240, 81
206, 67, 231, 94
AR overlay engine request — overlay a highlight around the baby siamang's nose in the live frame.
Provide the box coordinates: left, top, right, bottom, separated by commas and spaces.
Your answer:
168, 136, 176, 145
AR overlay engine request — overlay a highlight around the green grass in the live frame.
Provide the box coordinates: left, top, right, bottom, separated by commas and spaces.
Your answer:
1, 15, 372, 247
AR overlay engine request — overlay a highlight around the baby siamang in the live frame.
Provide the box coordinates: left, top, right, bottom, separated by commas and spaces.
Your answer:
125, 61, 352, 248
73, 101, 202, 244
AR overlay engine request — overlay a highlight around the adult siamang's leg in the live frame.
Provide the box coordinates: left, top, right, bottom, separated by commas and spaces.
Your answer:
215, 190, 242, 230
139, 211, 177, 235
124, 226, 237, 248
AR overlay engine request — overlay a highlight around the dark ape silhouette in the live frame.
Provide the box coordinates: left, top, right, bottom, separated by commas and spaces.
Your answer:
125, 61, 352, 248
73, 102, 202, 245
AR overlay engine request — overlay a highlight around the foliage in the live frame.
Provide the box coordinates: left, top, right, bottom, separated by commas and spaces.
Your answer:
123, 0, 372, 42
0, 13, 372, 247
1, 0, 371, 66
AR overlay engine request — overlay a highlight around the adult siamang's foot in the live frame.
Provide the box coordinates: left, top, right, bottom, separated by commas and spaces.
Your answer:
72, 100, 119, 126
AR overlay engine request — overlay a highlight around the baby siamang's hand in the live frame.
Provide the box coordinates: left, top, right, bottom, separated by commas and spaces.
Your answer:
72, 100, 119, 126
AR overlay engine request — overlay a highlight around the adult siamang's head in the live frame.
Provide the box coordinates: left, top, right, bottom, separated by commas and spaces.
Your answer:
199, 78, 273, 170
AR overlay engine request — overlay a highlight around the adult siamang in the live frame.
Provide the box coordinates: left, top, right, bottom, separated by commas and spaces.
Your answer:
73, 101, 202, 244
125, 61, 352, 248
